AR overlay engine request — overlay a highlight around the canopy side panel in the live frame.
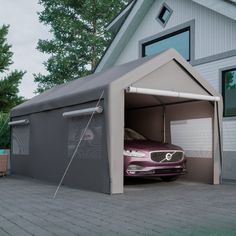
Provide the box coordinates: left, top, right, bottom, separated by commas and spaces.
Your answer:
11, 101, 110, 193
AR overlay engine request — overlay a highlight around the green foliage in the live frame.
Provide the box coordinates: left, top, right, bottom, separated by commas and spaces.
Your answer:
35, 0, 129, 93
0, 25, 25, 113
0, 70, 25, 112
224, 71, 236, 90
0, 25, 12, 73
0, 25, 25, 148
0, 112, 10, 149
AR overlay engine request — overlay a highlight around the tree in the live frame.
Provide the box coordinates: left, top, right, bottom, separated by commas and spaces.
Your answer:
0, 25, 25, 113
35, 0, 129, 93
0, 112, 10, 149
0, 25, 25, 149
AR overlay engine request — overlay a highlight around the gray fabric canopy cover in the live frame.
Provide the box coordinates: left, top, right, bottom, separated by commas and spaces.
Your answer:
11, 49, 223, 194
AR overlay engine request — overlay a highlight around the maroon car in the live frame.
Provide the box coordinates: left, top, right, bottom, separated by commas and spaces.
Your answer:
124, 128, 187, 181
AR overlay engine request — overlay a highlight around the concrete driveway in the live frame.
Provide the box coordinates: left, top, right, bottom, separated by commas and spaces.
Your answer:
0, 176, 236, 236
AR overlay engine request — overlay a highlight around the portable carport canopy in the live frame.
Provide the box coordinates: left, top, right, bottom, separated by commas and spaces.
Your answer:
11, 49, 223, 194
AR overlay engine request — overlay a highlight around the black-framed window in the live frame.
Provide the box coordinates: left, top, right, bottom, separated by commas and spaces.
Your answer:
142, 27, 190, 61
157, 3, 172, 27
222, 68, 236, 117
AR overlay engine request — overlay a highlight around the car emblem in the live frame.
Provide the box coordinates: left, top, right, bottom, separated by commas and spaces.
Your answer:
165, 153, 173, 161
160, 152, 176, 163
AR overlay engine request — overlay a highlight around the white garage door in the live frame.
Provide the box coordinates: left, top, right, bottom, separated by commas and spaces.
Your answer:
170, 118, 212, 158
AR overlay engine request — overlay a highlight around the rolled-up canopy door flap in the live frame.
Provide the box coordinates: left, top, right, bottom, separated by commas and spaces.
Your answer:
8, 119, 29, 126
63, 106, 103, 118
126, 86, 220, 102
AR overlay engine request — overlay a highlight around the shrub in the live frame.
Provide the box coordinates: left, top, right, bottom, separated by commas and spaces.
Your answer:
0, 112, 10, 149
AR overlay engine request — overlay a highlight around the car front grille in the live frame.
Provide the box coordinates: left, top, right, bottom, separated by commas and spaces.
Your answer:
151, 151, 184, 163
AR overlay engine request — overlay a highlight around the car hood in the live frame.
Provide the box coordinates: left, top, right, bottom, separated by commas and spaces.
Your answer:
124, 140, 183, 152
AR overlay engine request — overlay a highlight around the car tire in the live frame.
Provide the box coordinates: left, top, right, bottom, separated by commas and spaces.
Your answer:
160, 176, 178, 182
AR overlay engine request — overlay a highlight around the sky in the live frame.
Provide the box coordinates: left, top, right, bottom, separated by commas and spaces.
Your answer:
0, 0, 51, 98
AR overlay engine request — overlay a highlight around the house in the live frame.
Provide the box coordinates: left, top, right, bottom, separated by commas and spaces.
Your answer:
96, 0, 236, 183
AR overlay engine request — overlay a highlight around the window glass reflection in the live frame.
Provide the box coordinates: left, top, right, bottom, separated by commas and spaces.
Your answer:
223, 69, 236, 117
143, 29, 190, 61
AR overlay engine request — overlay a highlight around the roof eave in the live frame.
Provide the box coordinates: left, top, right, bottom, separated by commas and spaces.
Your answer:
192, 0, 236, 21
96, 0, 155, 73
105, 0, 136, 34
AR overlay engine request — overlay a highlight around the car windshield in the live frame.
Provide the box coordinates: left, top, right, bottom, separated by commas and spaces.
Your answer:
124, 128, 147, 141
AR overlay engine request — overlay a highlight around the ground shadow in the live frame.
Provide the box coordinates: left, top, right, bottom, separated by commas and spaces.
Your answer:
124, 177, 163, 186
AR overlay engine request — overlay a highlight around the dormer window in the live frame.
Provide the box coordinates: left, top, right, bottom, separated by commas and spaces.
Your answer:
157, 3, 172, 27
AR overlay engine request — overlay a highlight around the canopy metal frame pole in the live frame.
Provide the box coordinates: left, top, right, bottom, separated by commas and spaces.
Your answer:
53, 90, 104, 199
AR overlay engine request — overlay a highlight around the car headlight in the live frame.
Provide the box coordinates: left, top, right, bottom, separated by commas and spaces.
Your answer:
123, 150, 146, 157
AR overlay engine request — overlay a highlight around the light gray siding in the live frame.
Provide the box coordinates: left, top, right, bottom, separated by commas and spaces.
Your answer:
195, 56, 236, 152
222, 151, 236, 181
115, 0, 236, 65
194, 56, 236, 92
223, 121, 236, 152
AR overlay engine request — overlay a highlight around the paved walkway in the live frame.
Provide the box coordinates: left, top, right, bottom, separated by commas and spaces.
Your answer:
0, 176, 236, 236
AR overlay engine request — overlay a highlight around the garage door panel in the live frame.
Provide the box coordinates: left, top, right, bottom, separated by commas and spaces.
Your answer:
170, 118, 212, 158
